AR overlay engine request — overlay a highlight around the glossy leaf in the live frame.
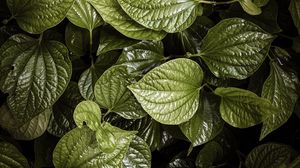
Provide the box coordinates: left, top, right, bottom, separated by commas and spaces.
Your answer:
245, 143, 295, 168
53, 126, 135, 168
0, 34, 72, 124
78, 51, 119, 100
88, 0, 166, 40
214, 87, 274, 128
195, 141, 223, 168
238, 0, 262, 15
97, 26, 138, 55
116, 41, 165, 74
0, 104, 51, 140
95, 65, 146, 119
123, 136, 151, 168
198, 18, 273, 79
179, 93, 223, 147
289, 0, 300, 34
67, 0, 103, 31
47, 82, 83, 137
129, 58, 203, 125
0, 141, 30, 168
73, 100, 101, 131
260, 61, 299, 140
117, 0, 202, 33
6, 0, 75, 34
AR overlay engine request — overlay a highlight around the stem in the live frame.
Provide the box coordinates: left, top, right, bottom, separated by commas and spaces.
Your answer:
2, 15, 14, 25
197, 0, 238, 5
201, 83, 215, 92
89, 30, 94, 65
38, 33, 43, 45
185, 52, 201, 58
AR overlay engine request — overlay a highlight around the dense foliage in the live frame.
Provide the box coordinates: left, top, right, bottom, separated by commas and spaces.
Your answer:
0, 0, 300, 167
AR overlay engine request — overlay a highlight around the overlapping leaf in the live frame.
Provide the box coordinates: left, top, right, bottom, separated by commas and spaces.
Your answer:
0, 141, 30, 168
289, 0, 300, 34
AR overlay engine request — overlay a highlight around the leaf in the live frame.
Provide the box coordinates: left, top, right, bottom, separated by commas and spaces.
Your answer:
97, 26, 138, 55
214, 87, 275, 128
67, 0, 103, 31
88, 0, 166, 40
253, 0, 270, 7
0, 34, 72, 124
220, 0, 281, 34
195, 141, 223, 168
260, 61, 299, 140
47, 82, 83, 137
0, 104, 51, 140
6, 0, 75, 34
167, 151, 195, 168
245, 143, 295, 168
73, 100, 101, 131
0, 141, 30, 168
179, 92, 223, 147
198, 18, 274, 79
116, 41, 165, 74
123, 135, 151, 168
288, 155, 300, 168
78, 51, 120, 100
128, 58, 203, 125
95, 65, 147, 119
53, 125, 136, 168
238, 0, 262, 15
289, 0, 300, 34
117, 0, 202, 33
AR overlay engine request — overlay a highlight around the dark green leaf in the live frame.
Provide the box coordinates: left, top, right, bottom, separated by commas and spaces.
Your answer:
88, 0, 166, 40
288, 155, 300, 168
0, 141, 30, 168
238, 0, 262, 15
195, 141, 223, 168
214, 87, 275, 128
289, 0, 300, 34
129, 58, 203, 125
198, 18, 274, 79
0, 34, 71, 124
6, 0, 75, 34
253, 0, 270, 7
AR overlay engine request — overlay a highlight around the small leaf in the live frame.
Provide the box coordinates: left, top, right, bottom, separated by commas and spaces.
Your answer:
214, 87, 275, 128
179, 93, 223, 147
0, 141, 30, 168
129, 58, 203, 125
117, 0, 202, 33
0, 34, 72, 124
0, 104, 51, 140
97, 26, 138, 55
116, 40, 165, 74
260, 61, 299, 140
88, 0, 166, 40
67, 0, 103, 31
6, 0, 75, 34
289, 0, 300, 34
95, 65, 146, 119
198, 18, 274, 79
245, 143, 295, 168
73, 100, 101, 130
239, 0, 262, 15
123, 135, 151, 168
195, 141, 223, 168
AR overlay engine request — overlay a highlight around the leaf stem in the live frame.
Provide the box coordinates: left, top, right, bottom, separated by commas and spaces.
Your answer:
38, 33, 43, 45
201, 83, 215, 92
197, 0, 238, 5
2, 15, 14, 25
89, 30, 94, 65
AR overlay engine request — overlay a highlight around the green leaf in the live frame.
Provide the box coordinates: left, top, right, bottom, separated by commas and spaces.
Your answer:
260, 61, 299, 140
53, 126, 135, 168
67, 0, 103, 31
123, 135, 151, 168
0, 104, 51, 140
245, 143, 295, 168
95, 65, 146, 119
289, 0, 300, 34
167, 151, 194, 168
129, 58, 203, 125
238, 0, 262, 15
47, 82, 83, 137
97, 26, 138, 55
65, 23, 90, 56
195, 141, 223, 168
0, 34, 72, 124
288, 155, 300, 168
179, 93, 223, 147
73, 100, 101, 131
0, 141, 30, 168
214, 87, 274, 128
88, 0, 166, 40
117, 0, 202, 33
116, 41, 165, 74
78, 51, 120, 100
253, 0, 269, 7
198, 18, 274, 79
6, 0, 75, 34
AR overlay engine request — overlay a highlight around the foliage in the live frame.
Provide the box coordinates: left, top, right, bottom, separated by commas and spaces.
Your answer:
0, 0, 300, 167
